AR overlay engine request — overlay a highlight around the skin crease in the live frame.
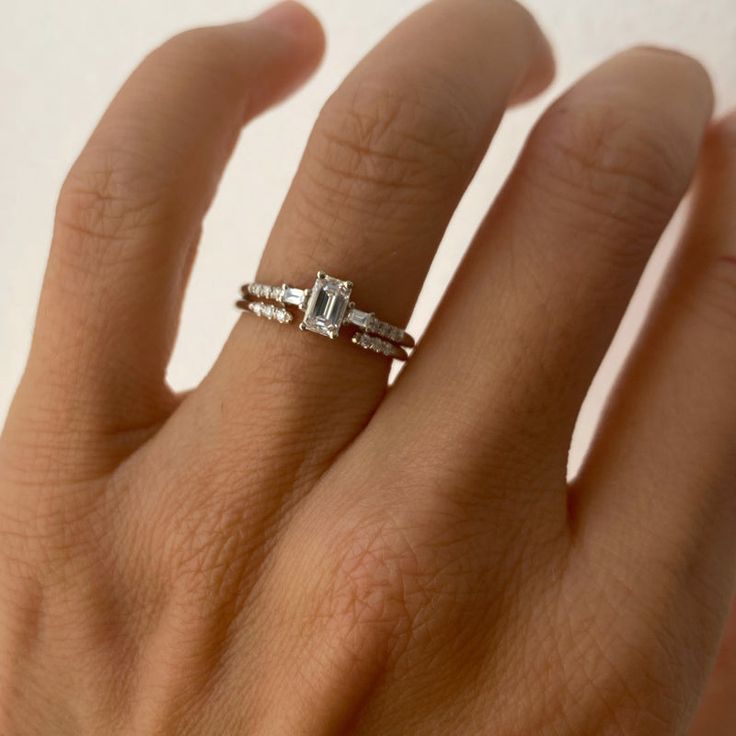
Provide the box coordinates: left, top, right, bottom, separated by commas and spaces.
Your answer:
1, 0, 736, 732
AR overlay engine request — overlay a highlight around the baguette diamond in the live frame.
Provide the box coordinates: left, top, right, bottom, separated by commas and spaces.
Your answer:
238, 270, 413, 360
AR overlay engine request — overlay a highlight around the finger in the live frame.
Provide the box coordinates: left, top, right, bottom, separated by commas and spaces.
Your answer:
690, 596, 736, 736
571, 114, 736, 610
6, 3, 324, 467
375, 48, 712, 517
136, 0, 552, 603
194, 0, 553, 457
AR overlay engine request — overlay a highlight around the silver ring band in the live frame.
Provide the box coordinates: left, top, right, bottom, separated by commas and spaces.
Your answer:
236, 271, 414, 361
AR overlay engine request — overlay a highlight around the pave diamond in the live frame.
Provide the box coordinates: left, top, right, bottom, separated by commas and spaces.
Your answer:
247, 301, 292, 324
352, 331, 397, 357
301, 273, 352, 339
246, 283, 285, 301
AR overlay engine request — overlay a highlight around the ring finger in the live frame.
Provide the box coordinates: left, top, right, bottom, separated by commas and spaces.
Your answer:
178, 0, 553, 475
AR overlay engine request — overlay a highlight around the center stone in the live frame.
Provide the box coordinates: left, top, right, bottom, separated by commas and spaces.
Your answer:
301, 273, 352, 339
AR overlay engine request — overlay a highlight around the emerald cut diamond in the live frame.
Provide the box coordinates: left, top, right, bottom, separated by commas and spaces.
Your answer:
300, 272, 352, 339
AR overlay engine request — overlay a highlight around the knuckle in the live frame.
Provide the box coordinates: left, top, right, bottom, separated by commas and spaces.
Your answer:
526, 97, 693, 241
313, 509, 435, 662
305, 491, 491, 666
55, 148, 167, 267
308, 74, 476, 209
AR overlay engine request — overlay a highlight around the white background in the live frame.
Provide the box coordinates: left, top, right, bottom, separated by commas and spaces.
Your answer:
1, 0, 735, 465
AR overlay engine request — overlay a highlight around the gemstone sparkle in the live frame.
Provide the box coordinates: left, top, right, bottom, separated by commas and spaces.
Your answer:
301, 273, 352, 339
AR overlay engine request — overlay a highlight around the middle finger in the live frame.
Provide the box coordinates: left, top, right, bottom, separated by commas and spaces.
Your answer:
378, 48, 713, 520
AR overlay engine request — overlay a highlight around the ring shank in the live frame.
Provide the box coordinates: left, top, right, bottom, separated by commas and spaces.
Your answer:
240, 279, 414, 359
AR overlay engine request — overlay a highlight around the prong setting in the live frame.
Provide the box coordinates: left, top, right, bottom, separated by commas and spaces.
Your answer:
300, 273, 352, 339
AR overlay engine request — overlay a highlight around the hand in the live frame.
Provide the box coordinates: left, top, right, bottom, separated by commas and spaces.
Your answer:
2, 0, 735, 733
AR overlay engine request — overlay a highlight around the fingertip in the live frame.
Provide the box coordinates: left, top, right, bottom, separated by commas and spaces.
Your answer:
511, 34, 556, 105
628, 45, 715, 116
508, 10, 556, 105
253, 1, 326, 64
220, 1, 326, 114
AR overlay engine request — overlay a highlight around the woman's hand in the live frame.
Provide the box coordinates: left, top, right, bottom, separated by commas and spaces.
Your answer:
2, 1, 735, 733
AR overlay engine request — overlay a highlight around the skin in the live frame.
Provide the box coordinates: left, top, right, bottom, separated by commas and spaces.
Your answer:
1, 0, 735, 732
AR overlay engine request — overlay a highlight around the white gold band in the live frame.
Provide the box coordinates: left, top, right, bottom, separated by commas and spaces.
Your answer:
237, 271, 414, 361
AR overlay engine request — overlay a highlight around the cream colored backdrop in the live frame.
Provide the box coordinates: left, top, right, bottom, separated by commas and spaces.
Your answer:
1, 0, 735, 469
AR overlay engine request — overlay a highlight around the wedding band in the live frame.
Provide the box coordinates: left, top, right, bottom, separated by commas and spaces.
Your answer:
236, 271, 414, 361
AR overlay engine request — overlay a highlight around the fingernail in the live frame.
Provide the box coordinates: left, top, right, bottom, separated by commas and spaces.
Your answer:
254, 1, 312, 36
